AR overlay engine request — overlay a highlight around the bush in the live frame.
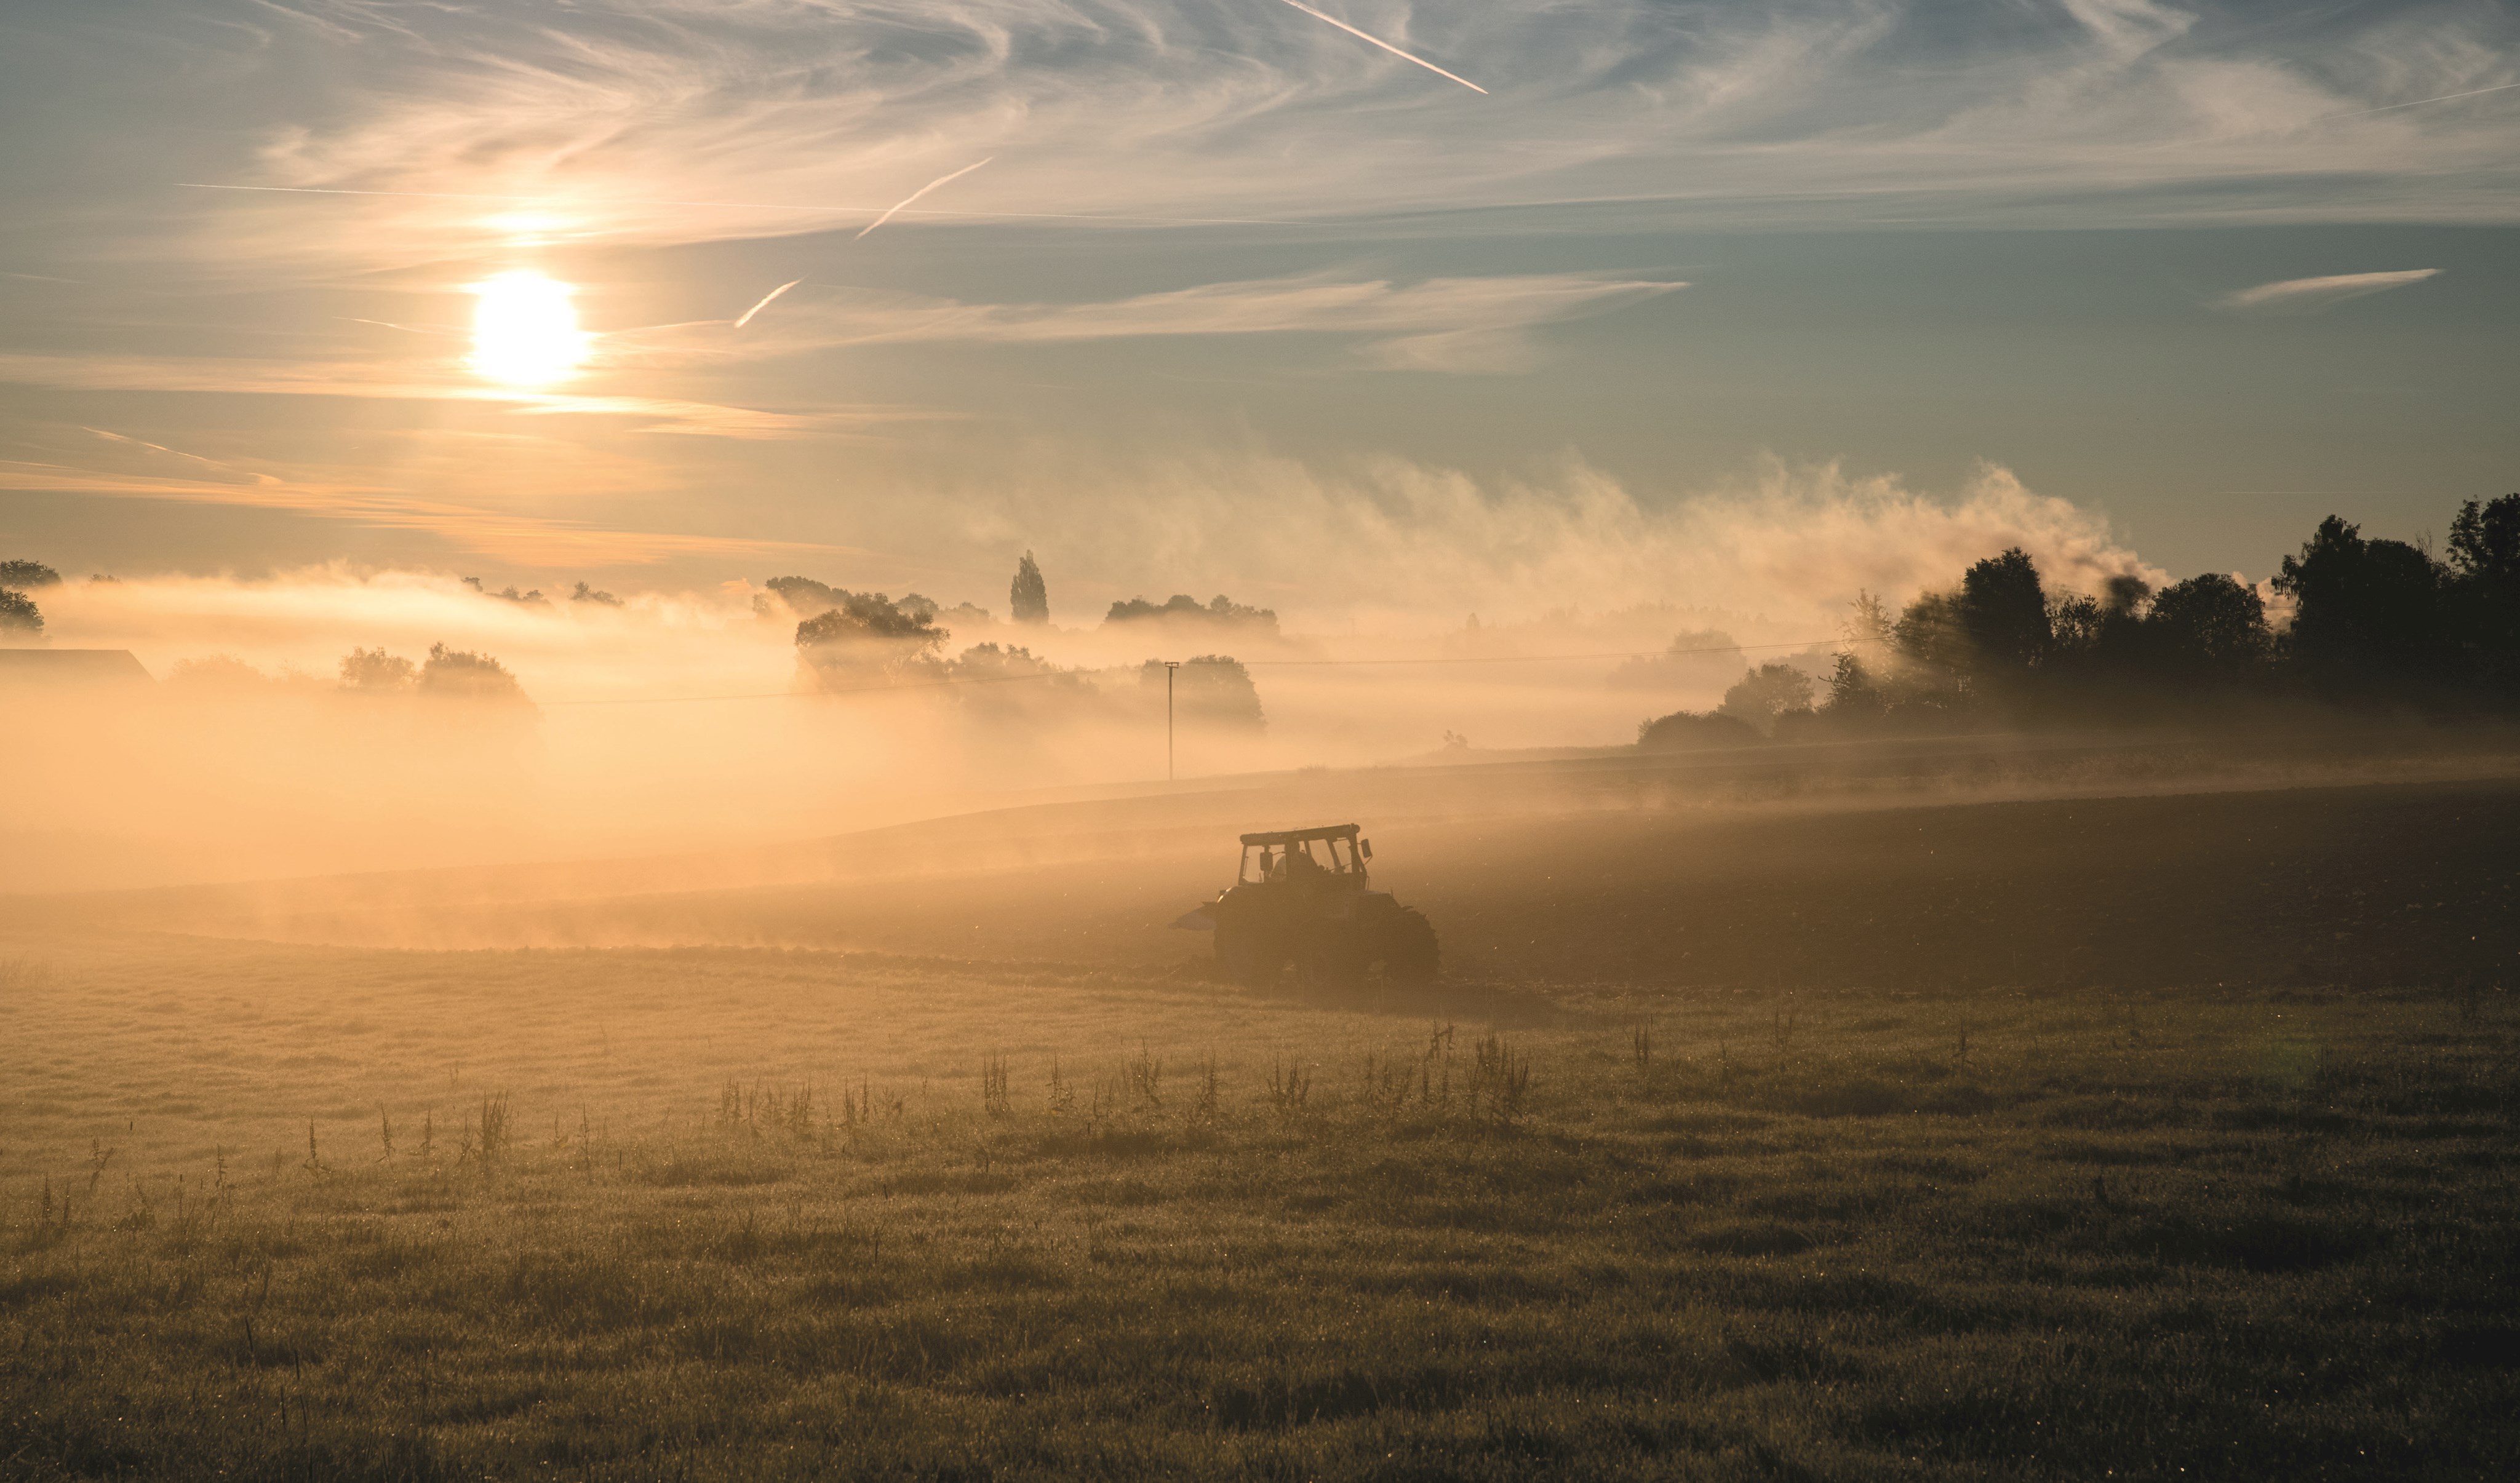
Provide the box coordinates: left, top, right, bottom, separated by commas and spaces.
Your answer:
1636, 710, 1760, 751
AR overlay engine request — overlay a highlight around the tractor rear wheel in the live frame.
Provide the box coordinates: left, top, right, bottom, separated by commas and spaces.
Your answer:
1375, 908, 1440, 986
1296, 926, 1370, 990
1215, 921, 1284, 990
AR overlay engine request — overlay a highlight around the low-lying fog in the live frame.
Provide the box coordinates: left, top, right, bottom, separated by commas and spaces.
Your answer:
3, 468, 2167, 891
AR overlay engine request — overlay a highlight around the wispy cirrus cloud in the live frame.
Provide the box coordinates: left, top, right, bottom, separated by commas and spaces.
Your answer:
0, 454, 840, 564
2215, 268, 2441, 314
108, 0, 2512, 282
620, 272, 1685, 373
0, 352, 929, 438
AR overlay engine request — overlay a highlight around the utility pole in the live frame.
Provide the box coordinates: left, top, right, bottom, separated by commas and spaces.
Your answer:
1165, 661, 1179, 782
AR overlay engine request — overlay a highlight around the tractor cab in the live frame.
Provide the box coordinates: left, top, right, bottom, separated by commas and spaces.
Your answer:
1237, 825, 1373, 889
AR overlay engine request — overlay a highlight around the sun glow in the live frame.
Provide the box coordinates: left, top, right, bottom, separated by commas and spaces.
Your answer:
468, 271, 589, 388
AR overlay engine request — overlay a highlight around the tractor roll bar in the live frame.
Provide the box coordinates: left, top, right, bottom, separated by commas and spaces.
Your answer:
1237, 824, 1360, 846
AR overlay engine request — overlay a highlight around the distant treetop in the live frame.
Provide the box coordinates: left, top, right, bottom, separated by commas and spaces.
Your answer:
0, 560, 62, 589
794, 591, 949, 689
763, 575, 849, 619
418, 643, 530, 703
1010, 551, 1049, 626
1104, 594, 1277, 634
462, 577, 549, 606
339, 646, 417, 693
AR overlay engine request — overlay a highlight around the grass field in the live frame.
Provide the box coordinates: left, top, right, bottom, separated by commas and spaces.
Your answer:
4, 774, 2518, 1479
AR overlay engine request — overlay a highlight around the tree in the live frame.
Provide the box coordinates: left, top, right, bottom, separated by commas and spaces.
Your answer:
1958, 548, 2051, 679
1823, 652, 1885, 722
569, 582, 622, 606
796, 592, 947, 688
417, 643, 529, 702
2273, 515, 2451, 696
1841, 589, 1892, 653
2447, 495, 2520, 698
0, 560, 62, 589
1716, 662, 1816, 734
1142, 654, 1265, 733
340, 647, 417, 692
2449, 495, 2520, 595
1010, 551, 1049, 626
2144, 573, 2271, 686
1892, 590, 1970, 691
0, 587, 42, 638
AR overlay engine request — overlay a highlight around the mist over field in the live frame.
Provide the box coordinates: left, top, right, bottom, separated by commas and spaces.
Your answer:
7, 0, 2520, 1477
3, 461, 2173, 890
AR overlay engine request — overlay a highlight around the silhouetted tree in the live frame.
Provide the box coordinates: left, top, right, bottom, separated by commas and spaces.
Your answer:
2145, 573, 2271, 688
2449, 494, 2520, 698
569, 582, 622, 606
1010, 551, 1049, 626
2047, 574, 2147, 672
340, 647, 417, 693
0, 560, 62, 589
1823, 652, 1886, 723
1892, 589, 1969, 690
2273, 515, 2452, 699
1958, 547, 2050, 681
0, 587, 43, 638
2450, 495, 2520, 594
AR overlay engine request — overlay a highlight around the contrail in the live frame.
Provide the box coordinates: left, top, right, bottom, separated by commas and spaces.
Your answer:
174, 182, 1305, 229
733, 279, 802, 328
855, 157, 993, 239
2316, 79, 2520, 120
336, 316, 458, 337
1276, 0, 1486, 95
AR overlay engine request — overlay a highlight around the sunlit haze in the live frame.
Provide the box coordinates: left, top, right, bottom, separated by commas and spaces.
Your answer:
4, 3, 2519, 1472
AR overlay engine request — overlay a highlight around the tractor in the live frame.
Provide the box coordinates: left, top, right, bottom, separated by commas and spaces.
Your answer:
1174, 824, 1438, 988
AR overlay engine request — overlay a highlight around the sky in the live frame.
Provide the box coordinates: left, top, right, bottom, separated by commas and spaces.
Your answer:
2, 0, 2517, 627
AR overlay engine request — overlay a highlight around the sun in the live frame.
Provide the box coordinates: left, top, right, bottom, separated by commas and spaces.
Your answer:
467, 271, 589, 388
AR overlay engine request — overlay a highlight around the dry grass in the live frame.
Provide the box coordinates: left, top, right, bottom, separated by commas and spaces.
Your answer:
1, 927, 2515, 1480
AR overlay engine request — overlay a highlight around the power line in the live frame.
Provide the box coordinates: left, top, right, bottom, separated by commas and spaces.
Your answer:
1242, 638, 1840, 668
534, 636, 1847, 707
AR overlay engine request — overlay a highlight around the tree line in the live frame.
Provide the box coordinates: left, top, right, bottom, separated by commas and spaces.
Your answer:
1645, 493, 2520, 748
